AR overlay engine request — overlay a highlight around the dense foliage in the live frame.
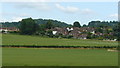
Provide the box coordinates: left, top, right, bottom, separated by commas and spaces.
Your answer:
0, 22, 20, 28
0, 18, 70, 28
73, 21, 81, 27
34, 19, 70, 27
19, 18, 39, 35
1, 20, 119, 28
88, 21, 119, 28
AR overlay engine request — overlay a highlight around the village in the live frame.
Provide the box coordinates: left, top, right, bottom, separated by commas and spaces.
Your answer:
0, 26, 117, 41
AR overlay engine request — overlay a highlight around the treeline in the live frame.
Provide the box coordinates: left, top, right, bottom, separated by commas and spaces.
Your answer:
0, 18, 119, 28
0, 22, 20, 28
88, 21, 119, 28
0, 18, 119, 30
34, 19, 70, 27
0, 18, 70, 28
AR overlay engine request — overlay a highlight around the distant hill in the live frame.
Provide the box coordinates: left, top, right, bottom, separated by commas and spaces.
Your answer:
0, 18, 70, 28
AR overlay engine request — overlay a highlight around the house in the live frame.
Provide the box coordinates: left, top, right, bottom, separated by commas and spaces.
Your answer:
49, 27, 104, 39
7, 27, 19, 31
51, 27, 90, 39
67, 27, 73, 31
0, 28, 8, 33
52, 31, 57, 35
51, 27, 69, 35
95, 32, 103, 36
91, 31, 95, 34
0, 27, 19, 33
79, 34, 87, 39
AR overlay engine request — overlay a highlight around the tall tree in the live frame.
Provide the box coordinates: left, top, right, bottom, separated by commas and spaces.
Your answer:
45, 20, 54, 29
37, 24, 46, 36
19, 18, 39, 35
73, 21, 81, 27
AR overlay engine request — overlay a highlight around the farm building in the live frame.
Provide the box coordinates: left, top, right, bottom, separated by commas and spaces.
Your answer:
0, 27, 19, 33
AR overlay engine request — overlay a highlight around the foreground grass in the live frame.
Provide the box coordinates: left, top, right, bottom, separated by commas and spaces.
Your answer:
3, 48, 118, 66
2, 34, 118, 46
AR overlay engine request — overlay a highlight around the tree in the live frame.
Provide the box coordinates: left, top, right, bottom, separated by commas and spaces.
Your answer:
19, 18, 39, 35
46, 30, 53, 37
37, 24, 46, 36
45, 20, 54, 29
82, 24, 87, 27
87, 32, 92, 39
73, 21, 81, 28
95, 27, 103, 33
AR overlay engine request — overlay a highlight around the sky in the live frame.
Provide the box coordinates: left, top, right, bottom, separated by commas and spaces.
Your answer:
0, 2, 118, 25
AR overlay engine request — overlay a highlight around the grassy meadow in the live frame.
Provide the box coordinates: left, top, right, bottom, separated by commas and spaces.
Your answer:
3, 48, 118, 66
2, 34, 118, 46
1, 34, 118, 66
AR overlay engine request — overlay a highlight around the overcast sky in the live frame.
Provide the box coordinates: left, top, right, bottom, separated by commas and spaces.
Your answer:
0, 2, 118, 25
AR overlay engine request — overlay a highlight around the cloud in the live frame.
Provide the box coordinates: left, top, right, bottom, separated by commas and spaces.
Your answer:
0, 18, 7, 22
2, 13, 30, 17
0, 17, 23, 22
55, 4, 79, 13
81, 8, 94, 14
19, 13, 30, 17
1, 12, 28, 22
109, 13, 118, 18
15, 3, 51, 11
55, 4, 94, 15
11, 17, 23, 22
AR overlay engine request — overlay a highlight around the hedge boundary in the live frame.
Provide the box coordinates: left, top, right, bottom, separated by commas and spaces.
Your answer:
1, 45, 118, 49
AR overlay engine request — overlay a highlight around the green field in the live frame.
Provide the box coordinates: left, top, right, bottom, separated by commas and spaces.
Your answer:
3, 48, 118, 66
2, 34, 118, 46
2, 34, 118, 66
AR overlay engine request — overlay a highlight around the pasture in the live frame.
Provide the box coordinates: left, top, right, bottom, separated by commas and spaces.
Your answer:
2, 48, 118, 66
1, 34, 118, 66
2, 34, 118, 46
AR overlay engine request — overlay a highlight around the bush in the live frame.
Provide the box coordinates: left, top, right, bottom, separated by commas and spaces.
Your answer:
97, 37, 104, 40
9, 31, 20, 34
46, 30, 54, 37
66, 35, 73, 39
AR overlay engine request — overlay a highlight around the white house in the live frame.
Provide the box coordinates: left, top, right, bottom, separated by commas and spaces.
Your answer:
0, 28, 8, 33
67, 28, 73, 31
52, 31, 57, 35
91, 31, 95, 34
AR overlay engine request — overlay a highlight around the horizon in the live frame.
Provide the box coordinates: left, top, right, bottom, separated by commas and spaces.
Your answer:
0, 17, 118, 26
0, 2, 118, 25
